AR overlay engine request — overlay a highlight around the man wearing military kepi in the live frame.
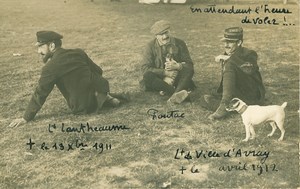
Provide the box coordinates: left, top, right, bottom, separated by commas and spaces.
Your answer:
9, 31, 129, 127
141, 20, 195, 104
204, 27, 265, 120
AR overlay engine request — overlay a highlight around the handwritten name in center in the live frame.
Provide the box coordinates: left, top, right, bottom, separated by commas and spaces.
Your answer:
147, 108, 185, 120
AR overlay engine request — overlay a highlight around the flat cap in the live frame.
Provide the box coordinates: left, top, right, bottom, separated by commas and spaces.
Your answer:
221, 27, 243, 42
35, 31, 63, 46
150, 20, 171, 35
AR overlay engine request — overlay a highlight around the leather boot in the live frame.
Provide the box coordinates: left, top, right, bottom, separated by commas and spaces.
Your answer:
208, 103, 229, 120
167, 90, 190, 104
109, 92, 131, 102
106, 95, 120, 107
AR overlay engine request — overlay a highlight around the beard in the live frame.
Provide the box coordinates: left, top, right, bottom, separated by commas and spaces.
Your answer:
42, 51, 53, 63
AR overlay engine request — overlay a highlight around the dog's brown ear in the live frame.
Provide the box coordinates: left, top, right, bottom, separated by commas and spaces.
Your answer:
233, 101, 240, 108
231, 98, 240, 102
230, 98, 238, 104
230, 98, 240, 108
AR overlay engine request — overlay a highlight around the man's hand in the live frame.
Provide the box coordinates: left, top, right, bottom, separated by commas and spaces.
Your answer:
215, 55, 230, 63
165, 60, 182, 71
9, 118, 27, 127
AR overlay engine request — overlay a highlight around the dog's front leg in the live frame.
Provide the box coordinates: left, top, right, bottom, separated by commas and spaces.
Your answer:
242, 124, 251, 142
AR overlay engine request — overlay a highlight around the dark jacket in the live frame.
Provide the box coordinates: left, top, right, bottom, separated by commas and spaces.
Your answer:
23, 48, 109, 121
218, 46, 265, 105
141, 37, 195, 90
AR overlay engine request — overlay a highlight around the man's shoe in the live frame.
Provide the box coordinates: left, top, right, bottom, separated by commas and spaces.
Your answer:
108, 98, 121, 107
208, 103, 229, 120
109, 92, 131, 102
167, 90, 190, 104
208, 112, 227, 120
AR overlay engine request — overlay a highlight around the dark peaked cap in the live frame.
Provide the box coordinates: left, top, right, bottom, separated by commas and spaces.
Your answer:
36, 31, 63, 46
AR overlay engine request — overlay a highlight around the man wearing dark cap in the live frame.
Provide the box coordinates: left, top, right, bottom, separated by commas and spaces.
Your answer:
204, 27, 265, 120
9, 31, 128, 127
141, 20, 195, 104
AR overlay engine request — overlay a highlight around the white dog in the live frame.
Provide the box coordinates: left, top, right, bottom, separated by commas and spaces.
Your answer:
226, 98, 287, 142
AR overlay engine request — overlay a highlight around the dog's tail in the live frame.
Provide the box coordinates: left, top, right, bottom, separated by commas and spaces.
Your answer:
281, 102, 287, 109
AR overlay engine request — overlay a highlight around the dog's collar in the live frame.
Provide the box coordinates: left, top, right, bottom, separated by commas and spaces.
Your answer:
237, 104, 248, 114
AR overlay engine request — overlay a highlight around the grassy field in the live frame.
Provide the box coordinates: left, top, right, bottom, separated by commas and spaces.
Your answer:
0, 0, 299, 188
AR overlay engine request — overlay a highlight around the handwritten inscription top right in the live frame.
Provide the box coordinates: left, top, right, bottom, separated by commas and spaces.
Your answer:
190, 4, 295, 26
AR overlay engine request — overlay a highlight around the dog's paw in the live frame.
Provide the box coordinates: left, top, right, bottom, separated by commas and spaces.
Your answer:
267, 134, 273, 137
278, 138, 283, 141
242, 139, 248, 142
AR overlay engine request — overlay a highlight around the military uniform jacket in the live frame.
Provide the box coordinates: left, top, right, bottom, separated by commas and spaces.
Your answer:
23, 48, 109, 121
218, 46, 265, 105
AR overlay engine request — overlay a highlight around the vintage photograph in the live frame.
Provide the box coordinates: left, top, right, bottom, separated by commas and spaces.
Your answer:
0, 0, 299, 188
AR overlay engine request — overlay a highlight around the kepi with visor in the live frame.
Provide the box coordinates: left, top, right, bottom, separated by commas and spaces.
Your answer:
35, 31, 63, 46
221, 27, 243, 42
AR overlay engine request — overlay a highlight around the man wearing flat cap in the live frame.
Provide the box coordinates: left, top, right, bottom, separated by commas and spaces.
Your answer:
9, 31, 129, 127
204, 27, 265, 120
141, 20, 195, 104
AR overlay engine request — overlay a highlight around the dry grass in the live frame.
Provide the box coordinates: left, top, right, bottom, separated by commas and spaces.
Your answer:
0, 0, 299, 188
